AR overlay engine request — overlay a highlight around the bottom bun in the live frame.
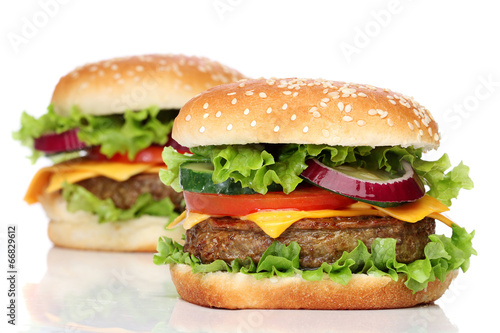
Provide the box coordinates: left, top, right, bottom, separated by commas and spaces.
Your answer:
40, 191, 184, 252
170, 264, 458, 309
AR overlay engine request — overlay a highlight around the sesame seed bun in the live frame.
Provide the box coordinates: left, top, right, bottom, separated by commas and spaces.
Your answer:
170, 264, 458, 309
51, 54, 246, 116
173, 78, 440, 150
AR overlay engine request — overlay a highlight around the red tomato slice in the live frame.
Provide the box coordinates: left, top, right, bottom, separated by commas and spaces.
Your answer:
183, 186, 356, 216
87, 146, 164, 164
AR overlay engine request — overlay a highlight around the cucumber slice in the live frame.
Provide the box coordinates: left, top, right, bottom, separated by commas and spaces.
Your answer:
179, 162, 282, 195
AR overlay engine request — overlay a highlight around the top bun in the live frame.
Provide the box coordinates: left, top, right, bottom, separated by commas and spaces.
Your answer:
173, 78, 440, 150
51, 54, 247, 116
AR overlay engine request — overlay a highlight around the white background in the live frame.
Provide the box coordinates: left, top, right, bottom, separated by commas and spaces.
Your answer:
1, 1, 499, 332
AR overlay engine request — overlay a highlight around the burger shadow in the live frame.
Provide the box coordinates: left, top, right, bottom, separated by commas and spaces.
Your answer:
23, 246, 458, 333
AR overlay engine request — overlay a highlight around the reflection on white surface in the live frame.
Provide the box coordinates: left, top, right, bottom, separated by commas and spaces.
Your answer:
167, 301, 458, 333
24, 247, 458, 333
23, 247, 178, 333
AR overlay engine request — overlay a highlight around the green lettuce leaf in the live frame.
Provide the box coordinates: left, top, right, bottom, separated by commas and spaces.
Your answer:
159, 147, 210, 192
154, 224, 475, 293
161, 144, 473, 206
12, 105, 175, 163
62, 182, 178, 223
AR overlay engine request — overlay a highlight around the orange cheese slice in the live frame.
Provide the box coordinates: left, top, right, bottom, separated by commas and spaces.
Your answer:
373, 195, 449, 223
24, 160, 162, 204
167, 195, 455, 239
241, 208, 385, 238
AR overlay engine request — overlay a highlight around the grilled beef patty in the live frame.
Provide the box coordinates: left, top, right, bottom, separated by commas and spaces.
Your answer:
76, 174, 184, 211
184, 216, 435, 268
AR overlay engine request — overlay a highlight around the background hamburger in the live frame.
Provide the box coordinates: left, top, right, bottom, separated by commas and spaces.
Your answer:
13, 54, 246, 252
155, 77, 475, 309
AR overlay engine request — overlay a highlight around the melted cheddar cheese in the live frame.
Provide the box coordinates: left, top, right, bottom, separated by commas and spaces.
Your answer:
168, 195, 454, 238
24, 160, 162, 204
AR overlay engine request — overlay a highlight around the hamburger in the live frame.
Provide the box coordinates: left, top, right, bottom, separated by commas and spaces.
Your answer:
154, 78, 476, 309
14, 54, 246, 252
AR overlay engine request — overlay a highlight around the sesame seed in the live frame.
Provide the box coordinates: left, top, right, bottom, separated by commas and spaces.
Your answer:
239, 83, 245, 88
227, 92, 236, 96
274, 125, 280, 132
419, 129, 424, 136
313, 111, 321, 118
136, 65, 144, 72
322, 129, 330, 138
378, 110, 388, 119
345, 104, 352, 113
216, 111, 222, 117
303, 126, 309, 133
434, 133, 440, 141
80, 82, 88, 89
89, 65, 98, 72
328, 92, 340, 99
337, 102, 344, 111
110, 64, 118, 71
342, 88, 356, 95
267, 107, 272, 114
293, 92, 299, 97
408, 122, 414, 130
203, 113, 209, 119
357, 120, 366, 126
321, 98, 330, 103
282, 103, 288, 110
185, 115, 191, 121
232, 98, 237, 105
117, 79, 125, 85
227, 124, 233, 131
283, 91, 292, 95
323, 89, 329, 94
389, 100, 397, 105
259, 92, 267, 98
251, 120, 257, 127
203, 103, 209, 109
387, 118, 394, 126
199, 126, 206, 133
291, 114, 297, 121
358, 92, 367, 97
428, 127, 433, 136
113, 73, 121, 79
320, 102, 327, 108
387, 95, 394, 99
310, 106, 318, 113
342, 116, 353, 122
245, 91, 254, 96
414, 120, 420, 128
244, 108, 250, 115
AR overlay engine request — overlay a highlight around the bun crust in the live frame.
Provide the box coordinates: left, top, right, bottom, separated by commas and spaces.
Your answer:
170, 264, 457, 309
173, 78, 440, 150
40, 191, 184, 252
51, 54, 246, 116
